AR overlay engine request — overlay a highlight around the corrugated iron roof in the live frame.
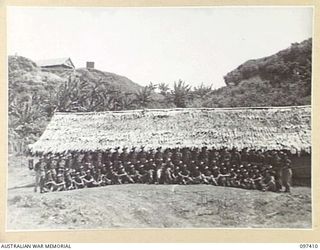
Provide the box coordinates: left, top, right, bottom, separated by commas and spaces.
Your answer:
36, 57, 75, 68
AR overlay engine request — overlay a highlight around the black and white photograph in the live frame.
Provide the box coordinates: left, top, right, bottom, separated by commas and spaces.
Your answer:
7, 6, 312, 230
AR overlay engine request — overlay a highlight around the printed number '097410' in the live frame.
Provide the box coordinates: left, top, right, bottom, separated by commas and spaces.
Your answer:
300, 244, 318, 248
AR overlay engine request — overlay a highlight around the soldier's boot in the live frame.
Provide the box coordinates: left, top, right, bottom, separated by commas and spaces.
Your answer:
284, 184, 291, 193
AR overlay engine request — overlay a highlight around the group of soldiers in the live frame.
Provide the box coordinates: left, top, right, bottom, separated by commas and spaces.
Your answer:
31, 146, 293, 194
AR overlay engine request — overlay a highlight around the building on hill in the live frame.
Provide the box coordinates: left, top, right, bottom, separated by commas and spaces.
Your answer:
86, 61, 95, 69
36, 57, 75, 70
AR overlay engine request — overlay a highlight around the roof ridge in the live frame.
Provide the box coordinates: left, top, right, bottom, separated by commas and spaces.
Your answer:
54, 105, 311, 115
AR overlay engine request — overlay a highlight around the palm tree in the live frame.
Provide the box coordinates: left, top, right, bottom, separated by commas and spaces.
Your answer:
171, 80, 191, 108
193, 83, 213, 98
134, 86, 153, 108
119, 93, 136, 110
158, 83, 170, 96
147, 82, 157, 92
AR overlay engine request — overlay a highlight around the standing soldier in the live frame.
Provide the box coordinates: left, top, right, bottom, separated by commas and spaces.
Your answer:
231, 147, 241, 165
271, 151, 283, 191
120, 147, 129, 163
282, 160, 293, 193
155, 147, 163, 165
172, 148, 182, 165
102, 148, 112, 164
199, 146, 209, 165
211, 150, 220, 164
147, 148, 156, 162
137, 146, 147, 164
34, 157, 47, 193
241, 148, 249, 163
191, 147, 199, 164
128, 147, 138, 165
112, 147, 120, 164
163, 148, 172, 162
181, 147, 191, 164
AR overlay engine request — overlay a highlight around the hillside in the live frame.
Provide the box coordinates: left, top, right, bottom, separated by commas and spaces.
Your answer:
201, 38, 312, 108
9, 55, 143, 94
75, 68, 142, 93
8, 56, 149, 154
224, 38, 312, 87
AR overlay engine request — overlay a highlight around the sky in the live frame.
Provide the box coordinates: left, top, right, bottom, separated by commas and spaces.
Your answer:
7, 7, 313, 88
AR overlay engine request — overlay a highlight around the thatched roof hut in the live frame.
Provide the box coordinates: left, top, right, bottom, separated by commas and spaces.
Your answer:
29, 106, 311, 154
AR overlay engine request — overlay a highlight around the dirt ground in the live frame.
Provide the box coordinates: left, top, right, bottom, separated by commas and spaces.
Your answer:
6, 156, 312, 230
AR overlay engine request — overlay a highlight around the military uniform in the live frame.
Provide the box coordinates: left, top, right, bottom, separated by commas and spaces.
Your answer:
282, 162, 293, 192
34, 158, 46, 193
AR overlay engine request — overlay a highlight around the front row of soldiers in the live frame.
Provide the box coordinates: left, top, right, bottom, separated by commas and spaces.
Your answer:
31, 146, 293, 194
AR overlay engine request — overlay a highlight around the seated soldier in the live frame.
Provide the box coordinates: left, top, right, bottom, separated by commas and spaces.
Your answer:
190, 166, 204, 184
262, 171, 276, 192
53, 173, 66, 191
251, 170, 263, 190
106, 167, 120, 184
101, 173, 112, 185
211, 166, 220, 186
93, 169, 104, 186
43, 170, 56, 192
202, 166, 213, 184
156, 164, 165, 184
136, 163, 149, 183
145, 163, 156, 184
234, 175, 242, 188
117, 166, 135, 184
171, 165, 180, 184
127, 164, 142, 183
64, 170, 75, 190
163, 163, 174, 184
177, 165, 193, 184
247, 171, 257, 189
164, 167, 174, 184
219, 166, 230, 186
73, 172, 85, 189
240, 171, 252, 189
228, 169, 238, 187
83, 170, 99, 188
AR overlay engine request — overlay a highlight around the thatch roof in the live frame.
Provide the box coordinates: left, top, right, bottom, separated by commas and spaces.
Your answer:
29, 106, 311, 154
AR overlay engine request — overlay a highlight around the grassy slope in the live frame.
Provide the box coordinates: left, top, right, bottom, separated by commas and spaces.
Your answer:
9, 56, 143, 94
201, 38, 312, 108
